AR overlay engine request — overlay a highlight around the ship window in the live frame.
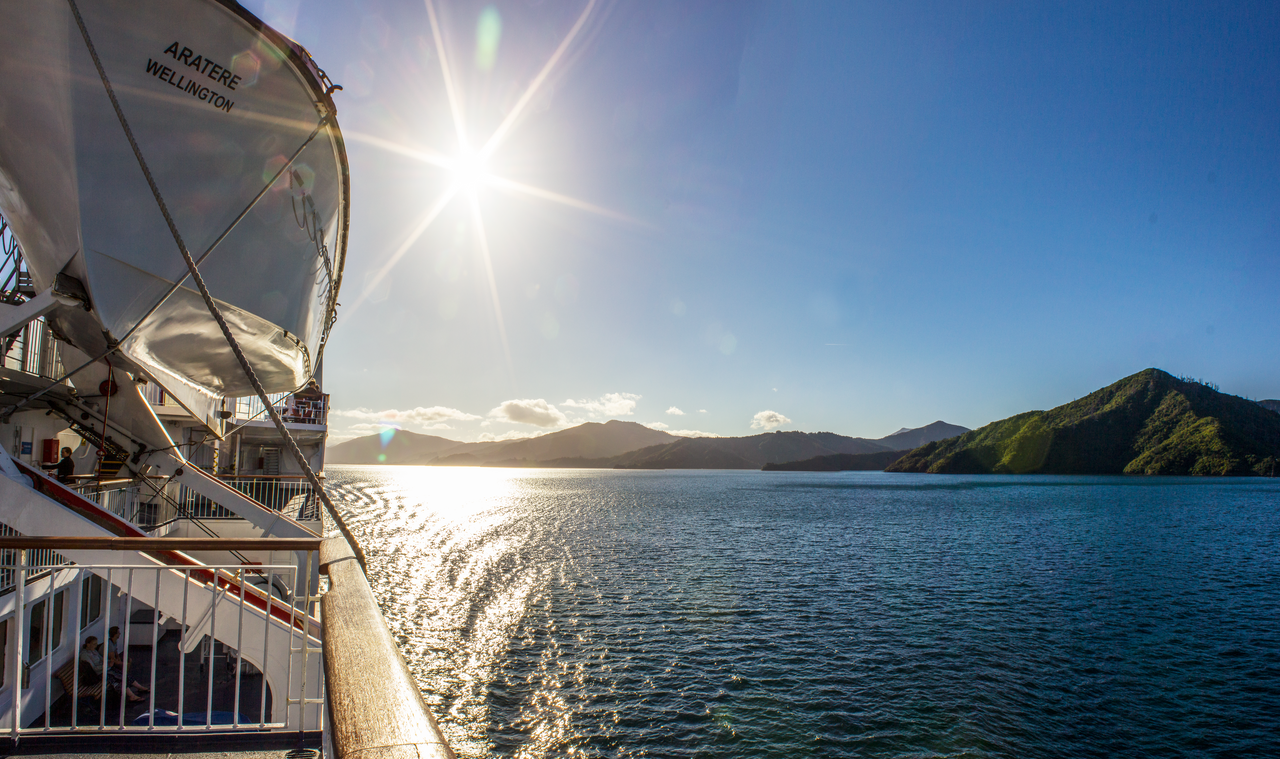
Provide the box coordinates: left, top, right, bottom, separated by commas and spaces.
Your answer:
52, 590, 65, 652
0, 619, 8, 688
28, 598, 46, 665
81, 575, 103, 630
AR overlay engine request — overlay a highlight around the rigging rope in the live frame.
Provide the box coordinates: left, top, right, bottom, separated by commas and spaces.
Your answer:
67, 0, 367, 571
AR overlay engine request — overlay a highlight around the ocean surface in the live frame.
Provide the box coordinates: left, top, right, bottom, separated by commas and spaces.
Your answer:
323, 467, 1280, 758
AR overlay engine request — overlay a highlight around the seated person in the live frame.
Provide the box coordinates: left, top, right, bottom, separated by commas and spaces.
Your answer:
80, 636, 147, 702
106, 625, 151, 686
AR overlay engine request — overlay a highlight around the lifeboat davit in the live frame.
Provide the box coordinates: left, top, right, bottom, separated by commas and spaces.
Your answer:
0, 0, 348, 427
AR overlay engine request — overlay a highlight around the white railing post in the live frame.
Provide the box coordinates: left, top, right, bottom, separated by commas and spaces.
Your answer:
11, 548, 25, 741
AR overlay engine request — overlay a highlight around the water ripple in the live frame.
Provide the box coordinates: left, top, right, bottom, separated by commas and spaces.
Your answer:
325, 468, 1280, 758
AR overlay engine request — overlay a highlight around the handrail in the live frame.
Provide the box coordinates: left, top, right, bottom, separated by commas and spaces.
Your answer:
72, 478, 135, 488
319, 537, 456, 759
0, 536, 322, 551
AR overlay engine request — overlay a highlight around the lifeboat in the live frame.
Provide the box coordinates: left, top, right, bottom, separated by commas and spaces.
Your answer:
0, 0, 349, 427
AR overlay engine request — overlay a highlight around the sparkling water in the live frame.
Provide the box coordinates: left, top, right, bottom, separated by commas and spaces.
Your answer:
324, 467, 1280, 758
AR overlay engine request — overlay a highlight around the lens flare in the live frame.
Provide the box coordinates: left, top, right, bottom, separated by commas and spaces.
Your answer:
475, 6, 502, 71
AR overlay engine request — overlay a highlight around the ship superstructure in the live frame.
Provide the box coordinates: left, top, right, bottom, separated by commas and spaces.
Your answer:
0, 1, 451, 756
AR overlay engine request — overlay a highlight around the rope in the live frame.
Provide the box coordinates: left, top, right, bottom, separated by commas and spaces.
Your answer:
67, 0, 367, 570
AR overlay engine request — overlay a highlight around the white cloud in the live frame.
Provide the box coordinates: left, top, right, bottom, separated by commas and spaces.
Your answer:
561, 392, 640, 417
699, 409, 708, 413
349, 422, 401, 433
489, 399, 569, 428
666, 406, 685, 416
646, 422, 719, 437
477, 429, 548, 442
750, 410, 792, 430
333, 406, 480, 425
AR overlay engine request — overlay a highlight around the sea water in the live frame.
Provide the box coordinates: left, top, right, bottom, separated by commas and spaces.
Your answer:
324, 467, 1280, 758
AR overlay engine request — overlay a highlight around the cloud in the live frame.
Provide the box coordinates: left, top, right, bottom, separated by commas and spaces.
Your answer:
699, 409, 708, 413
489, 399, 569, 427
333, 406, 480, 425
645, 422, 719, 437
750, 410, 791, 430
666, 406, 685, 416
349, 422, 401, 433
476, 429, 548, 442
561, 392, 640, 417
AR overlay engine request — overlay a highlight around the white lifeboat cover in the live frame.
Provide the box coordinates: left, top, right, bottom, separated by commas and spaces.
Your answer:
0, 0, 348, 412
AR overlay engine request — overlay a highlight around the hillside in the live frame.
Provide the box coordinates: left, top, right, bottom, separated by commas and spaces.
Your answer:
876, 421, 969, 451
327, 420, 675, 466
763, 449, 908, 472
326, 430, 461, 465
608, 431, 893, 469
433, 420, 676, 464
888, 369, 1280, 475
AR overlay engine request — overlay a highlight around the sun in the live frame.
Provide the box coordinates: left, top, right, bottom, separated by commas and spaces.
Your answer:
450, 149, 488, 193
345, 0, 626, 370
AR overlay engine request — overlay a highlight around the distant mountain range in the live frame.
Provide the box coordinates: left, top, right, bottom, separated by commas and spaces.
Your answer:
325, 420, 675, 465
326, 419, 969, 469
889, 369, 1280, 476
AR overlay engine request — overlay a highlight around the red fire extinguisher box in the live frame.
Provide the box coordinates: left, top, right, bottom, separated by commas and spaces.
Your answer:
42, 439, 60, 464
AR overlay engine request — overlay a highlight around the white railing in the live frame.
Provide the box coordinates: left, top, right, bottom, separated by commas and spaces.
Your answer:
72, 480, 166, 534
213, 478, 318, 521
139, 383, 181, 408
0, 523, 70, 593
234, 394, 327, 426
74, 477, 318, 533
178, 479, 317, 523
0, 539, 322, 735
2, 317, 64, 380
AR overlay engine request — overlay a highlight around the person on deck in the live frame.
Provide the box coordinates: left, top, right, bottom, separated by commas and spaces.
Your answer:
55, 446, 74, 482
80, 636, 147, 702
42, 446, 75, 482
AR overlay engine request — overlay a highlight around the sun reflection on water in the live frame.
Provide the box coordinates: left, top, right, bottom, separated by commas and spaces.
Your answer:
327, 466, 584, 757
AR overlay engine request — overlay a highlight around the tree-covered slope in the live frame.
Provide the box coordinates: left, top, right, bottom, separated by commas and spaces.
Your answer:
888, 369, 1280, 475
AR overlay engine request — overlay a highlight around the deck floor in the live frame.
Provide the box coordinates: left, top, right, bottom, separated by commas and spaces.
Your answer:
30, 632, 272, 730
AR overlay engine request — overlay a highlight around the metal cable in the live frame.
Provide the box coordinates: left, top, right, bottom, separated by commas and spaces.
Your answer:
67, 0, 367, 570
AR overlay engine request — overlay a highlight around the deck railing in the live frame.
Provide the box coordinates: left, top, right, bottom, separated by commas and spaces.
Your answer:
0, 536, 455, 758
233, 394, 327, 426
1, 317, 64, 381
73, 477, 319, 534
0, 538, 322, 737
139, 383, 181, 408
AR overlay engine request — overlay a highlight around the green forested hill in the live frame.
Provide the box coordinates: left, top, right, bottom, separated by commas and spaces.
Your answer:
887, 369, 1280, 475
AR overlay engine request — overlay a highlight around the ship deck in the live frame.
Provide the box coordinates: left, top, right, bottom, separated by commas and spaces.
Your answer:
1, 633, 319, 756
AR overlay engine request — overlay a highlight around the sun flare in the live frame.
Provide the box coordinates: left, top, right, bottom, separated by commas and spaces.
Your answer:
347, 0, 622, 373
450, 149, 488, 193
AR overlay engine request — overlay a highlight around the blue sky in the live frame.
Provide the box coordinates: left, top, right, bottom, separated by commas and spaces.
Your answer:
242, 0, 1280, 443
